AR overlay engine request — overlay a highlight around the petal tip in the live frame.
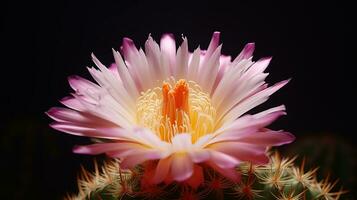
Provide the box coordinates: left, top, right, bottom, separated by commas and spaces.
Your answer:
72, 145, 86, 154
245, 42, 255, 49
281, 78, 292, 86
123, 37, 134, 45
173, 170, 194, 182
257, 56, 273, 64
210, 32, 221, 44
67, 75, 85, 88
45, 107, 56, 116
161, 33, 175, 40
212, 31, 221, 38
48, 122, 59, 130
67, 75, 79, 81
262, 56, 273, 61
275, 79, 291, 88
285, 132, 296, 143
60, 96, 72, 103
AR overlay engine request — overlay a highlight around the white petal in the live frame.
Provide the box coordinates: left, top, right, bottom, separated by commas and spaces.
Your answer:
198, 45, 222, 93
187, 47, 201, 81
175, 37, 189, 79
112, 49, 140, 98
221, 79, 290, 124
160, 34, 176, 75
145, 36, 167, 82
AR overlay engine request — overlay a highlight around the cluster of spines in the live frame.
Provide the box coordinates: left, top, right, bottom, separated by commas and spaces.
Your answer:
235, 153, 346, 199
65, 153, 346, 200
64, 159, 133, 200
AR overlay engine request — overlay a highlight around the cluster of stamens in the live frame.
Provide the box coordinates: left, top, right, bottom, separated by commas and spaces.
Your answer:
136, 78, 216, 142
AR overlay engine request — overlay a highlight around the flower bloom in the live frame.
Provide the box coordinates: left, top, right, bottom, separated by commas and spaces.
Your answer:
47, 32, 294, 186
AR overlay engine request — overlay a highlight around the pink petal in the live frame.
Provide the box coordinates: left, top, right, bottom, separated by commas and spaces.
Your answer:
120, 150, 164, 169
91, 53, 137, 109
194, 134, 214, 148
60, 96, 85, 111
130, 127, 169, 148
160, 33, 176, 75
46, 107, 134, 139
245, 57, 272, 77
121, 37, 136, 58
211, 55, 232, 94
120, 37, 143, 90
211, 106, 287, 144
238, 130, 295, 146
112, 49, 140, 97
206, 161, 241, 182
188, 150, 210, 163
198, 45, 222, 93
46, 107, 110, 125
171, 154, 194, 182
209, 142, 269, 164
175, 37, 189, 78
171, 133, 192, 151
75, 144, 161, 169
187, 47, 201, 80
210, 151, 240, 168
67, 75, 99, 93
226, 105, 287, 132
153, 157, 172, 184
160, 34, 176, 56
108, 63, 120, 76
205, 32, 220, 58
145, 36, 166, 80
212, 59, 259, 118
222, 79, 290, 124
73, 141, 167, 169
73, 142, 127, 154
233, 43, 255, 63
184, 165, 204, 189
49, 123, 125, 139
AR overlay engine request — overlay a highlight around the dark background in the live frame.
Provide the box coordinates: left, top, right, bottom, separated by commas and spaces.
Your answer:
2, 0, 352, 199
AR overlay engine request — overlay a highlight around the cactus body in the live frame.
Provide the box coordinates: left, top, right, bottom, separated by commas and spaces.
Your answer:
65, 153, 345, 200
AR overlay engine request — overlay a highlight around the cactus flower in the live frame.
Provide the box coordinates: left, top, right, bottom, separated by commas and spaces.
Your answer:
47, 32, 295, 186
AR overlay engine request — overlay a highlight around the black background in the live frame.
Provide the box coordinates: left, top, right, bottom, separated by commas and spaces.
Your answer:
2, 0, 352, 199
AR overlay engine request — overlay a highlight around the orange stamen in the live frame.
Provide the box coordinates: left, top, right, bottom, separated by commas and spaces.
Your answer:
162, 79, 189, 130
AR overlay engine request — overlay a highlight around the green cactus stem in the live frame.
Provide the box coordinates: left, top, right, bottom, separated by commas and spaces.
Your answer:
65, 152, 346, 200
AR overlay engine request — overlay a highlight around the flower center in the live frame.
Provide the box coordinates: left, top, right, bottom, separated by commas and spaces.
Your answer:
136, 78, 216, 143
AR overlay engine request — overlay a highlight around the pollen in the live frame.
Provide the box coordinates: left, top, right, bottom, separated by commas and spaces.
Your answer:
136, 78, 216, 142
